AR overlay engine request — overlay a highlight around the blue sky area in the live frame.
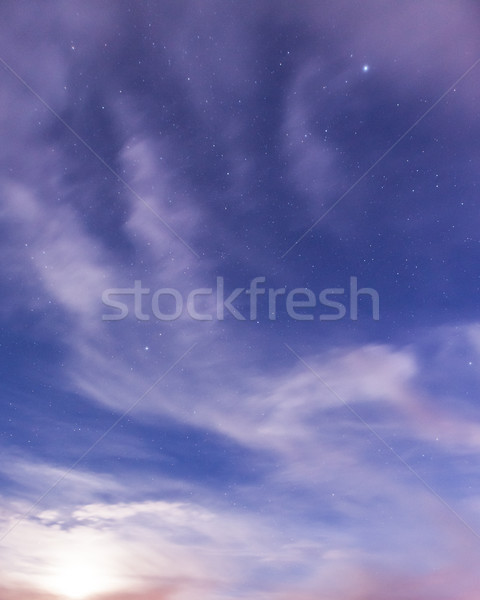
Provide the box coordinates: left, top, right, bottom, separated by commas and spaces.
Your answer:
1, 1, 480, 599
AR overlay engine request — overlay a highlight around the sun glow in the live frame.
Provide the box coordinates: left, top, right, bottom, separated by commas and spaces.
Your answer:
50, 559, 114, 599
42, 537, 127, 600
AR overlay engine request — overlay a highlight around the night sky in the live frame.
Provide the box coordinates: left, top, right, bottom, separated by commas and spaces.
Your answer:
1, 1, 480, 598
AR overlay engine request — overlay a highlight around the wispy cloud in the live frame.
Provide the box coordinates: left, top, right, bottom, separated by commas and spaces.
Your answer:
2, 1, 480, 598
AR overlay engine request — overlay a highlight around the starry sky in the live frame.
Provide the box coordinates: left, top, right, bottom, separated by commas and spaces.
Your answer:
1, 1, 480, 599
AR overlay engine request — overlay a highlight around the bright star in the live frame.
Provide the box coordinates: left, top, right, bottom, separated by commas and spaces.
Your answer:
362, 64, 369, 72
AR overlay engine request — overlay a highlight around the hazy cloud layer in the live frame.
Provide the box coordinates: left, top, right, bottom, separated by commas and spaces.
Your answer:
1, 1, 480, 598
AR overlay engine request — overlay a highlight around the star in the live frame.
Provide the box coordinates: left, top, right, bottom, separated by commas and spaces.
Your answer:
362, 64, 369, 72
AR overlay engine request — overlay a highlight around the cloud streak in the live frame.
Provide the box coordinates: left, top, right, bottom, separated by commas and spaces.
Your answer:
1, 1, 480, 598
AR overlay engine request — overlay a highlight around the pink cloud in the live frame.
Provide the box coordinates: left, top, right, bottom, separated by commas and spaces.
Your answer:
274, 563, 480, 600
0, 587, 57, 600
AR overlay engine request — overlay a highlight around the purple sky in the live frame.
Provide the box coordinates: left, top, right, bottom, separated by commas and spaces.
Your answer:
1, 1, 480, 599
